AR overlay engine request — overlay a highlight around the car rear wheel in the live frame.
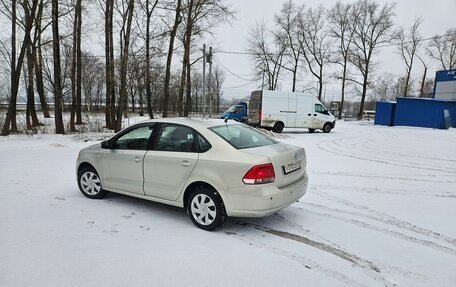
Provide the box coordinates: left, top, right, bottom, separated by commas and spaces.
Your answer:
273, 122, 284, 133
187, 186, 226, 231
322, 123, 332, 133
78, 167, 107, 199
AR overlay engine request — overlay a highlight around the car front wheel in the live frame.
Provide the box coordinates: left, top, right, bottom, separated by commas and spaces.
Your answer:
187, 186, 226, 231
78, 167, 107, 199
322, 123, 332, 133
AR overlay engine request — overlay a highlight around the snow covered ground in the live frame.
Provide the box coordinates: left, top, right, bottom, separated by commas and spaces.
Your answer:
1, 121, 455, 287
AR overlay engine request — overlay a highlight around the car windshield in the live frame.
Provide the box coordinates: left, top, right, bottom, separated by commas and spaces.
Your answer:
227, 105, 238, 113
210, 124, 278, 149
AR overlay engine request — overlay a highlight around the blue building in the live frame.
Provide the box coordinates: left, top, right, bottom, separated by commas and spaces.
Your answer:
375, 69, 456, 129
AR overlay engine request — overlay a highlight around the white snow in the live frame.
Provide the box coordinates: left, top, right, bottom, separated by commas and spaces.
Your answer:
1, 121, 456, 287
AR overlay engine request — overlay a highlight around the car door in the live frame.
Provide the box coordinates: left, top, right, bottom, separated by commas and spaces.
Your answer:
102, 124, 156, 195
143, 124, 198, 201
313, 103, 330, 128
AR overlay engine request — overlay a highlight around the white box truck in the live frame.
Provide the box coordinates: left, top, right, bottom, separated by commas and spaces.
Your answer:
248, 90, 336, 133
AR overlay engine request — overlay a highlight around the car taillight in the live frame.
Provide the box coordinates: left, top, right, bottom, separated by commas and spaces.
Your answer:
242, 163, 275, 185
258, 111, 262, 122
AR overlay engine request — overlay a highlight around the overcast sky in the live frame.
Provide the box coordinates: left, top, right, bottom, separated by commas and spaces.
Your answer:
207, 0, 456, 102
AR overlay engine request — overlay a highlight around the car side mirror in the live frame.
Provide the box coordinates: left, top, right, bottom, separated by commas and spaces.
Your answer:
101, 140, 111, 149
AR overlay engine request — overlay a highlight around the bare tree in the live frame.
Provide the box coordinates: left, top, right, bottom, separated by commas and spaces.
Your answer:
297, 5, 330, 101
163, 0, 182, 118
70, 0, 83, 132
247, 21, 286, 91
52, 0, 65, 134
349, 0, 395, 119
328, 1, 356, 119
212, 65, 225, 114
177, 0, 234, 116
417, 54, 429, 97
427, 27, 456, 70
2, 0, 40, 135
33, 0, 50, 119
114, 0, 135, 132
24, 0, 42, 129
274, 0, 301, 92
373, 72, 397, 101
103, 0, 115, 129
396, 17, 422, 97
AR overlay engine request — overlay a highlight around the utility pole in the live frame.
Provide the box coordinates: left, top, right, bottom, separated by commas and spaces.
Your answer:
208, 46, 213, 117
202, 44, 206, 118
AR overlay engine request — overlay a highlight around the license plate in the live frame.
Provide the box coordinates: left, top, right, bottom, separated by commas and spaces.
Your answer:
283, 160, 301, 174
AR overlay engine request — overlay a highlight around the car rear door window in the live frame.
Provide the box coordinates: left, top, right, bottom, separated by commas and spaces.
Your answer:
155, 124, 197, 152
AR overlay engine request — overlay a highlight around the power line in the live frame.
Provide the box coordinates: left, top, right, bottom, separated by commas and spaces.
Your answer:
213, 55, 257, 82
214, 32, 456, 57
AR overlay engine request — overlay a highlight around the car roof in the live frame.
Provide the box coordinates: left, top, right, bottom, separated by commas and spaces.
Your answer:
134, 117, 241, 129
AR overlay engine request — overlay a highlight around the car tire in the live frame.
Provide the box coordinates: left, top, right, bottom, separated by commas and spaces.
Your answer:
322, 123, 332, 133
187, 186, 226, 231
308, 128, 315, 133
273, 122, 284, 133
78, 167, 107, 199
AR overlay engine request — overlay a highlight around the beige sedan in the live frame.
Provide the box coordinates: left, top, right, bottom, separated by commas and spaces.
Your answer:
76, 118, 308, 230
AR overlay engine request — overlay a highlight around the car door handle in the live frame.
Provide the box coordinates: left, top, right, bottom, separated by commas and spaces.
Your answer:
307, 113, 311, 116
134, 156, 141, 163
314, 114, 317, 116
181, 160, 191, 167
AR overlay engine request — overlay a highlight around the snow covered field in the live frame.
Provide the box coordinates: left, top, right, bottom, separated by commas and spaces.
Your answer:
1, 121, 455, 287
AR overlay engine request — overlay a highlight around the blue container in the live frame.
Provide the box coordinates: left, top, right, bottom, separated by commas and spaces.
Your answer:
374, 101, 396, 126
393, 97, 456, 129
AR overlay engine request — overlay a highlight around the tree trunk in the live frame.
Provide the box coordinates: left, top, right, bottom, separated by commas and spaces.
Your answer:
184, 58, 192, 116
420, 65, 427, 97
104, 0, 112, 128
70, 0, 78, 132
75, 0, 83, 124
403, 59, 413, 97
2, 0, 18, 134
34, 1, 50, 118
115, 0, 135, 132
145, 0, 158, 119
162, 0, 182, 118
338, 60, 347, 120
26, 42, 40, 128
292, 59, 298, 92
52, 0, 65, 134
357, 65, 369, 120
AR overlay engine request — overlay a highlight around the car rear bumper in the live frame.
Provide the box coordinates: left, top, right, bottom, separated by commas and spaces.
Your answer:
223, 172, 308, 217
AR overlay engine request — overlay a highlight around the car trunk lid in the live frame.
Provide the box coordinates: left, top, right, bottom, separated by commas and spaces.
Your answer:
241, 143, 306, 188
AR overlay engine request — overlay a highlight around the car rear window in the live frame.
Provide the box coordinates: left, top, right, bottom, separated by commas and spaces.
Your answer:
210, 124, 278, 149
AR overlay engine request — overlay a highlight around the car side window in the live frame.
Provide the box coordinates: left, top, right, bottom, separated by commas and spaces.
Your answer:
113, 126, 154, 150
315, 104, 328, 115
197, 134, 211, 152
155, 124, 196, 153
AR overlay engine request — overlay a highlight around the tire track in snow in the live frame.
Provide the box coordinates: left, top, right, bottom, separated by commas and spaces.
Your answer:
310, 171, 456, 184
269, 213, 426, 281
310, 183, 456, 199
227, 222, 396, 287
332, 137, 456, 172
309, 190, 456, 249
318, 137, 456, 174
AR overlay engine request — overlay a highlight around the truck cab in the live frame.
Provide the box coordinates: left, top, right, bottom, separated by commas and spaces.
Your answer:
221, 102, 248, 122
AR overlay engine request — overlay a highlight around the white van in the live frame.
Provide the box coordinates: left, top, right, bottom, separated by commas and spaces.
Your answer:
248, 90, 336, 133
